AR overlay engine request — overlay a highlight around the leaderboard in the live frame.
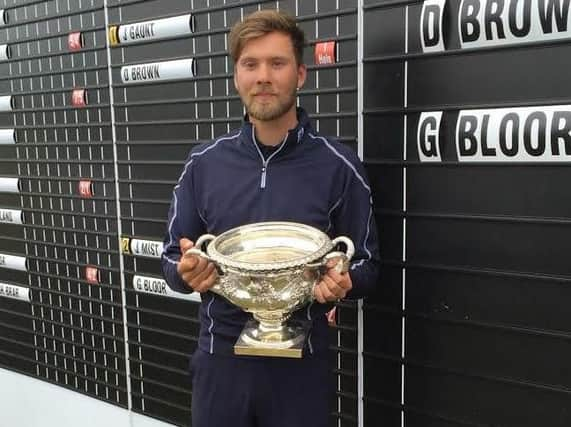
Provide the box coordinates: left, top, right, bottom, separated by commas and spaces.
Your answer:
110, 11, 200, 304
0, 7, 25, 302
0, 19, 18, 291
0, 2, 127, 405
107, 7, 210, 424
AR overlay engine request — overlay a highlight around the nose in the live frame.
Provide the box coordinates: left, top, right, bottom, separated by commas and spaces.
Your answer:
256, 62, 271, 84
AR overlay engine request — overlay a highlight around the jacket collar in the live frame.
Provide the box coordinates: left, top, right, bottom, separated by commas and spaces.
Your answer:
240, 107, 312, 151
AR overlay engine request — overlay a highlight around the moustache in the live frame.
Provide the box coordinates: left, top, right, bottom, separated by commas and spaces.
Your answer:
251, 85, 276, 96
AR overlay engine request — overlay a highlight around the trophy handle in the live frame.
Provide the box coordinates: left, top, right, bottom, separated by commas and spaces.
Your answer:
322, 236, 355, 274
184, 234, 219, 269
183, 234, 226, 290
184, 233, 216, 260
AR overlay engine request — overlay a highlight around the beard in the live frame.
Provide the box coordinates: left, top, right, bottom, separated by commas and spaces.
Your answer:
244, 86, 297, 122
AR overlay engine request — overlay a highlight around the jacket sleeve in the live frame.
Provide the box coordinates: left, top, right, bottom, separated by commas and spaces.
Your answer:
161, 152, 206, 294
331, 153, 380, 299
303, 148, 380, 320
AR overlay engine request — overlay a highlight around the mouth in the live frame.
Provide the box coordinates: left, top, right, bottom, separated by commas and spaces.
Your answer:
251, 93, 276, 104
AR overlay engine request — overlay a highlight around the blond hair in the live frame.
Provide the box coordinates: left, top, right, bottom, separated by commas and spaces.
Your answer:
229, 10, 306, 66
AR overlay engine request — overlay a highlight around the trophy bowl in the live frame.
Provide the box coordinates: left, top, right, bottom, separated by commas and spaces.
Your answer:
186, 221, 354, 358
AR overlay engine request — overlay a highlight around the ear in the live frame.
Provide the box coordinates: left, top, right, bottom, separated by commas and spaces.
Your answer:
296, 64, 307, 89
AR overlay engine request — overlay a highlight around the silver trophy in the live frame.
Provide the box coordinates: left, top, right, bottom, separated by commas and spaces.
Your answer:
186, 221, 354, 358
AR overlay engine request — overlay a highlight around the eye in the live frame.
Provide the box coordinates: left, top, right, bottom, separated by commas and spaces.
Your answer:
241, 60, 256, 69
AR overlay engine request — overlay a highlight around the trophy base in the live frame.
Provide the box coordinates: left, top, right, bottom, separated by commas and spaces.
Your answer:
234, 320, 310, 358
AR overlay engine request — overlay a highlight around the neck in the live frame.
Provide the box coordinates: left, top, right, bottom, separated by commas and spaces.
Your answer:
251, 107, 298, 146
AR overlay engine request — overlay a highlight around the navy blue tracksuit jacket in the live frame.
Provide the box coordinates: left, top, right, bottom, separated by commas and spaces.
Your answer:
161, 108, 380, 358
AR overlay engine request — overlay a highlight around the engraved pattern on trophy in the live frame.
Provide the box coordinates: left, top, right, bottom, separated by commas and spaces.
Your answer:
214, 268, 313, 311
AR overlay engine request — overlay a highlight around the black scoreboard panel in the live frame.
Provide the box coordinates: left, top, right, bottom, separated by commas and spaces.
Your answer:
0, 0, 127, 407
363, 0, 571, 427
0, 1, 362, 426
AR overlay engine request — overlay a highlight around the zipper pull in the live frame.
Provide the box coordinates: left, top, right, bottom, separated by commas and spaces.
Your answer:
260, 166, 267, 189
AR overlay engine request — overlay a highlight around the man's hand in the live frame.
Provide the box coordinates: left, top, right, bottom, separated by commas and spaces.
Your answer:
313, 259, 352, 303
177, 238, 218, 293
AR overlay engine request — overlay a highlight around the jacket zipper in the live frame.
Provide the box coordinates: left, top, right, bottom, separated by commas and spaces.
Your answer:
253, 132, 288, 189
261, 165, 267, 188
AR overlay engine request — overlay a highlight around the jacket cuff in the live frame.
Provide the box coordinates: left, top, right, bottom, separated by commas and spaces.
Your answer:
162, 258, 193, 294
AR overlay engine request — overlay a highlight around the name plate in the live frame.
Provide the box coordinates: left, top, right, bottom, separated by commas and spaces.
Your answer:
0, 253, 27, 271
122, 237, 163, 258
121, 58, 196, 84
0, 129, 15, 144
0, 208, 23, 224
455, 106, 571, 162
0, 96, 13, 111
417, 104, 571, 162
0, 44, 10, 61
0, 178, 19, 193
113, 14, 195, 46
133, 275, 200, 302
0, 283, 29, 301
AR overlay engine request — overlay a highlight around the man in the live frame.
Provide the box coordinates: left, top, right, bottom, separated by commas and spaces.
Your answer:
161, 9, 379, 427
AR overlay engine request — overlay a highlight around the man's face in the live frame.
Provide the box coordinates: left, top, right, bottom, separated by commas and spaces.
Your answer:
234, 31, 306, 122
